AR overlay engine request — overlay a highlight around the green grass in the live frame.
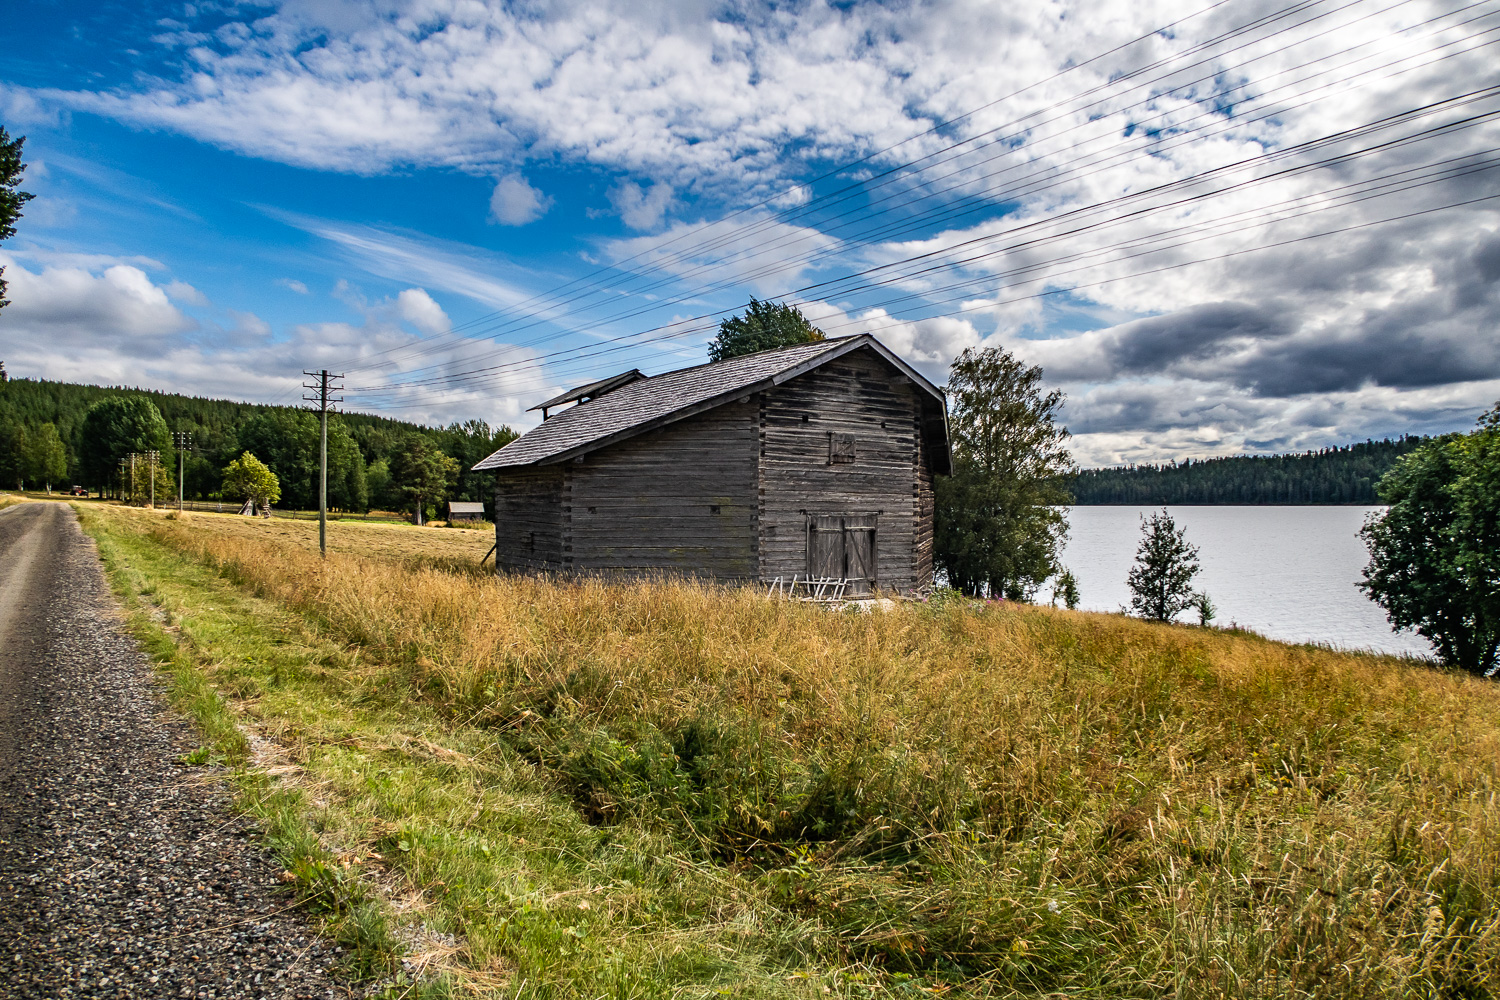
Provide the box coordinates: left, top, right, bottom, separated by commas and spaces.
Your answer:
73, 502, 1500, 999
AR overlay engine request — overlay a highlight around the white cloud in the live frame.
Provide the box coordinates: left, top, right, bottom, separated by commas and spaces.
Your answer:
608, 181, 674, 231
165, 279, 209, 306
0, 255, 196, 347
277, 277, 310, 294
7, 0, 1190, 189
0, 251, 546, 428
488, 174, 552, 226
602, 213, 839, 296
394, 287, 450, 336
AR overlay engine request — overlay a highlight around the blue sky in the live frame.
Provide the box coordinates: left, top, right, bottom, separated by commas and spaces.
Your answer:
2, 0, 1499, 465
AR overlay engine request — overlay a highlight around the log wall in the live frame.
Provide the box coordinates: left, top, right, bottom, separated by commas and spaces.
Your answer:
492, 466, 565, 572
565, 399, 759, 579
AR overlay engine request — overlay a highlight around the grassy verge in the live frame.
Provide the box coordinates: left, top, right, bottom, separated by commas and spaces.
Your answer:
78, 503, 452, 996
76, 502, 1500, 998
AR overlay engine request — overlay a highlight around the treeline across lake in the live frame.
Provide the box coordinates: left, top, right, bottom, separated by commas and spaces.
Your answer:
0, 370, 516, 516
1071, 436, 1431, 505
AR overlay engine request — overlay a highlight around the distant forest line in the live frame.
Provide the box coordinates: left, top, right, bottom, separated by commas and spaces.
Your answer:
1070, 436, 1430, 505
0, 375, 517, 513
3, 375, 1432, 510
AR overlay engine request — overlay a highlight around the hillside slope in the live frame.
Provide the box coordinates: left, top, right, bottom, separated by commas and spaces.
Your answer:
75, 500, 1500, 999
0, 376, 514, 508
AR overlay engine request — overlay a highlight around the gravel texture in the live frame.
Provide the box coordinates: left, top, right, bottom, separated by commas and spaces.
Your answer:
0, 502, 356, 999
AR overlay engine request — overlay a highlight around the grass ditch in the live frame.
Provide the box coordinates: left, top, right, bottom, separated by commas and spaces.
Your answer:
76, 501, 1500, 998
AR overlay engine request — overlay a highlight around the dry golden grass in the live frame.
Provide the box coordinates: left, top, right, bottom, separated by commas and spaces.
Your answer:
124, 504, 495, 564
85, 502, 1500, 997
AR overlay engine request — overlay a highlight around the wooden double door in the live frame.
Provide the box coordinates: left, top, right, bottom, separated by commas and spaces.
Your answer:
807, 514, 877, 595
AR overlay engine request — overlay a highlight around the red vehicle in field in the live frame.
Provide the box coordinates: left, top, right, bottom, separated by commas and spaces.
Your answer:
69, 486, 88, 497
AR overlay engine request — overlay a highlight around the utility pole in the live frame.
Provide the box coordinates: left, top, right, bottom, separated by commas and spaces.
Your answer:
302, 369, 344, 558
147, 449, 158, 507
130, 452, 137, 505
174, 432, 192, 512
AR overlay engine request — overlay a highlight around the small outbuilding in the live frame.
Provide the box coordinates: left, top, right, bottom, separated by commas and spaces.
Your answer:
448, 501, 486, 522
472, 334, 950, 595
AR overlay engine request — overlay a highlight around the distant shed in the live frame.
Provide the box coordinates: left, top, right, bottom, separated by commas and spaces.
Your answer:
472, 334, 950, 595
448, 501, 486, 522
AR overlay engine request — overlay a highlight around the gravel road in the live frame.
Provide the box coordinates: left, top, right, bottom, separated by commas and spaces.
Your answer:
0, 502, 355, 999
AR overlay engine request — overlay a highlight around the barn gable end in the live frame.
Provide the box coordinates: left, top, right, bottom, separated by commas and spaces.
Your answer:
758, 350, 930, 593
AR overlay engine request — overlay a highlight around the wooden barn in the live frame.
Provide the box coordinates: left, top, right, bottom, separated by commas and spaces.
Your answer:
447, 501, 486, 522
472, 334, 950, 595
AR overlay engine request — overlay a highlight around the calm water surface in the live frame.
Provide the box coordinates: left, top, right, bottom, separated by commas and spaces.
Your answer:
1059, 506, 1432, 658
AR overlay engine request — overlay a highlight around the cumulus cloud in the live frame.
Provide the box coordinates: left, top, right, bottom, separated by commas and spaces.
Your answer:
9, 0, 1151, 189
0, 255, 196, 350
488, 174, 552, 226
9, 0, 1500, 458
165, 279, 209, 306
394, 287, 450, 336
0, 252, 549, 428
608, 181, 674, 231
277, 278, 310, 294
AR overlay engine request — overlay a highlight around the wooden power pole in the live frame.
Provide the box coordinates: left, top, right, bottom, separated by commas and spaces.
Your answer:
173, 432, 192, 512
302, 369, 344, 558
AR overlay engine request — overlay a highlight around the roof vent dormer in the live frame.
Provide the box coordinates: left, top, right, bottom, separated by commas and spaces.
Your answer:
528, 368, 646, 420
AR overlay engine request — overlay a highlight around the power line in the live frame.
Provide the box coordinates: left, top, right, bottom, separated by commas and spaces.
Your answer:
324, 0, 1260, 379
344, 0, 1497, 389
343, 89, 1500, 395
329, 0, 1373, 380
350, 187, 1500, 410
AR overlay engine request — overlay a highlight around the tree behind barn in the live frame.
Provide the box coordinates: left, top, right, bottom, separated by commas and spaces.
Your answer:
935, 346, 1075, 599
707, 299, 825, 362
391, 435, 460, 524
1360, 404, 1500, 676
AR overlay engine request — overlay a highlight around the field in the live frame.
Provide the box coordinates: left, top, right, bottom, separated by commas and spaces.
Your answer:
66, 500, 1500, 998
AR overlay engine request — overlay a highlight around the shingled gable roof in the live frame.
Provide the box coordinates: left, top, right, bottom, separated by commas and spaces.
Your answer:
473, 333, 944, 471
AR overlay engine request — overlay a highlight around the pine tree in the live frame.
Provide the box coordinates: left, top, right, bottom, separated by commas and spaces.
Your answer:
1127, 510, 1202, 622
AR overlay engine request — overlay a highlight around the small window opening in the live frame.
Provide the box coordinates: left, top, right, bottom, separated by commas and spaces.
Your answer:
588, 506, 597, 514
710, 504, 722, 515
801, 414, 810, 423
829, 433, 856, 465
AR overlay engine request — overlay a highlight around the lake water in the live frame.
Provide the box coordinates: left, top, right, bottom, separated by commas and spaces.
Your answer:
1059, 506, 1432, 658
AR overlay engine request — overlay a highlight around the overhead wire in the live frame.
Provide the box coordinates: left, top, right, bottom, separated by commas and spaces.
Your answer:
347, 0, 1494, 389
351, 183, 1500, 410
323, 0, 1257, 376
344, 86, 1500, 396
329, 0, 1354, 380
